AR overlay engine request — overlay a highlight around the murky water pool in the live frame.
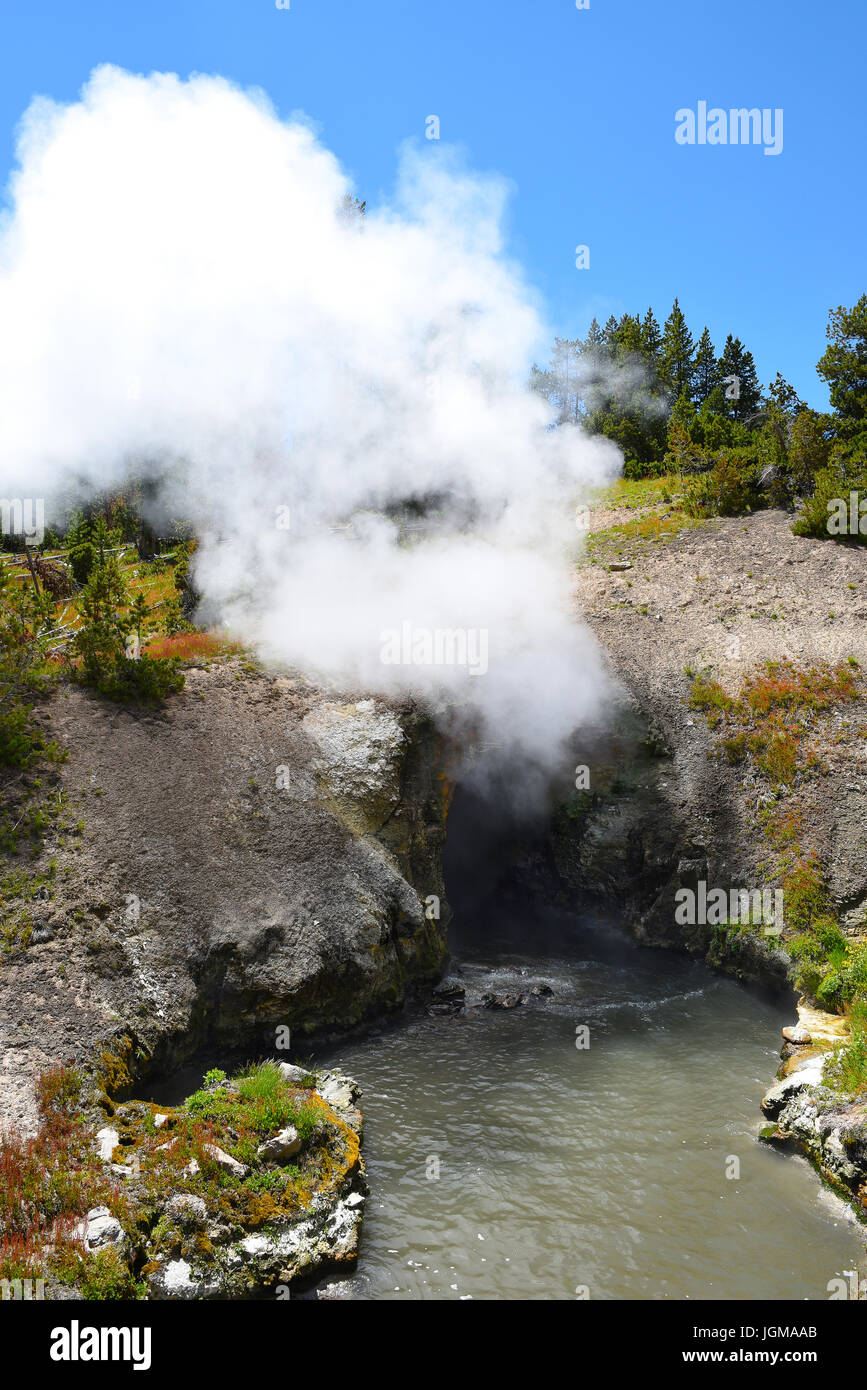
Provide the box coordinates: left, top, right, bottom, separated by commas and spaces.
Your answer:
310, 906, 866, 1300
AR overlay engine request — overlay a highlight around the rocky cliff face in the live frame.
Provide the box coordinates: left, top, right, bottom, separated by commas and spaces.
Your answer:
552, 502, 867, 1215
0, 663, 451, 1133
564, 506, 867, 975
547, 694, 792, 990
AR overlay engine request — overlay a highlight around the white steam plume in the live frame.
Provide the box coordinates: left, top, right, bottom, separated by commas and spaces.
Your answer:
0, 66, 622, 793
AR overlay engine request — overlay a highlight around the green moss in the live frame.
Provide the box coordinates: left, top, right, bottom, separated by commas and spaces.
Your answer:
71, 1247, 141, 1300
0, 861, 59, 954
97, 1040, 136, 1097
51, 1239, 143, 1299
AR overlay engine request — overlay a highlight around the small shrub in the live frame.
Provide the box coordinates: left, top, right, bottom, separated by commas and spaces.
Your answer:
36, 1064, 82, 1118
792, 439, 867, 544
622, 455, 670, 480
682, 450, 760, 518
74, 557, 184, 704
69, 542, 97, 586
89, 653, 185, 704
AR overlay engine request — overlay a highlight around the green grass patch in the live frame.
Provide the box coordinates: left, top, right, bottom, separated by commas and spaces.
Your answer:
592, 473, 680, 511
823, 1000, 867, 1097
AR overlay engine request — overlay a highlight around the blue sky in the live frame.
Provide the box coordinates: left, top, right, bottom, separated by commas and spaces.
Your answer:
0, 0, 863, 407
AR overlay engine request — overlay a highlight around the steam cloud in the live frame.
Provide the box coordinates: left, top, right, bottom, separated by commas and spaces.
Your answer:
0, 66, 622, 794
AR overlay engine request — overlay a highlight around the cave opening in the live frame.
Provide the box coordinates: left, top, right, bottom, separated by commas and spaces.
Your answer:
441, 773, 636, 969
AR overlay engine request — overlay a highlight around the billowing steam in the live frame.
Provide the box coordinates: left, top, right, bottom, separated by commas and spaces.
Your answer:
0, 66, 622, 793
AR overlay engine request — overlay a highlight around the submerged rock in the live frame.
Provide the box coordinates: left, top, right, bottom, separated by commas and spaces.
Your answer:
480, 992, 526, 1010
433, 980, 465, 1002
429, 980, 465, 1015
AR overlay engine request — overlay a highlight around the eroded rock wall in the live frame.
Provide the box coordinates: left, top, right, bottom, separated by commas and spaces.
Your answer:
0, 664, 451, 1132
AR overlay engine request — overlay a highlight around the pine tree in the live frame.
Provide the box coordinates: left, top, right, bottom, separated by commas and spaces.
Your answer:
667, 420, 705, 482
661, 298, 695, 400
582, 317, 606, 356
74, 556, 183, 701
766, 373, 805, 417
717, 335, 762, 423
75, 555, 130, 687
576, 319, 609, 404
816, 295, 867, 427
788, 409, 832, 495
640, 309, 662, 366
694, 387, 736, 451
668, 390, 697, 441
613, 313, 643, 359
693, 327, 719, 403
